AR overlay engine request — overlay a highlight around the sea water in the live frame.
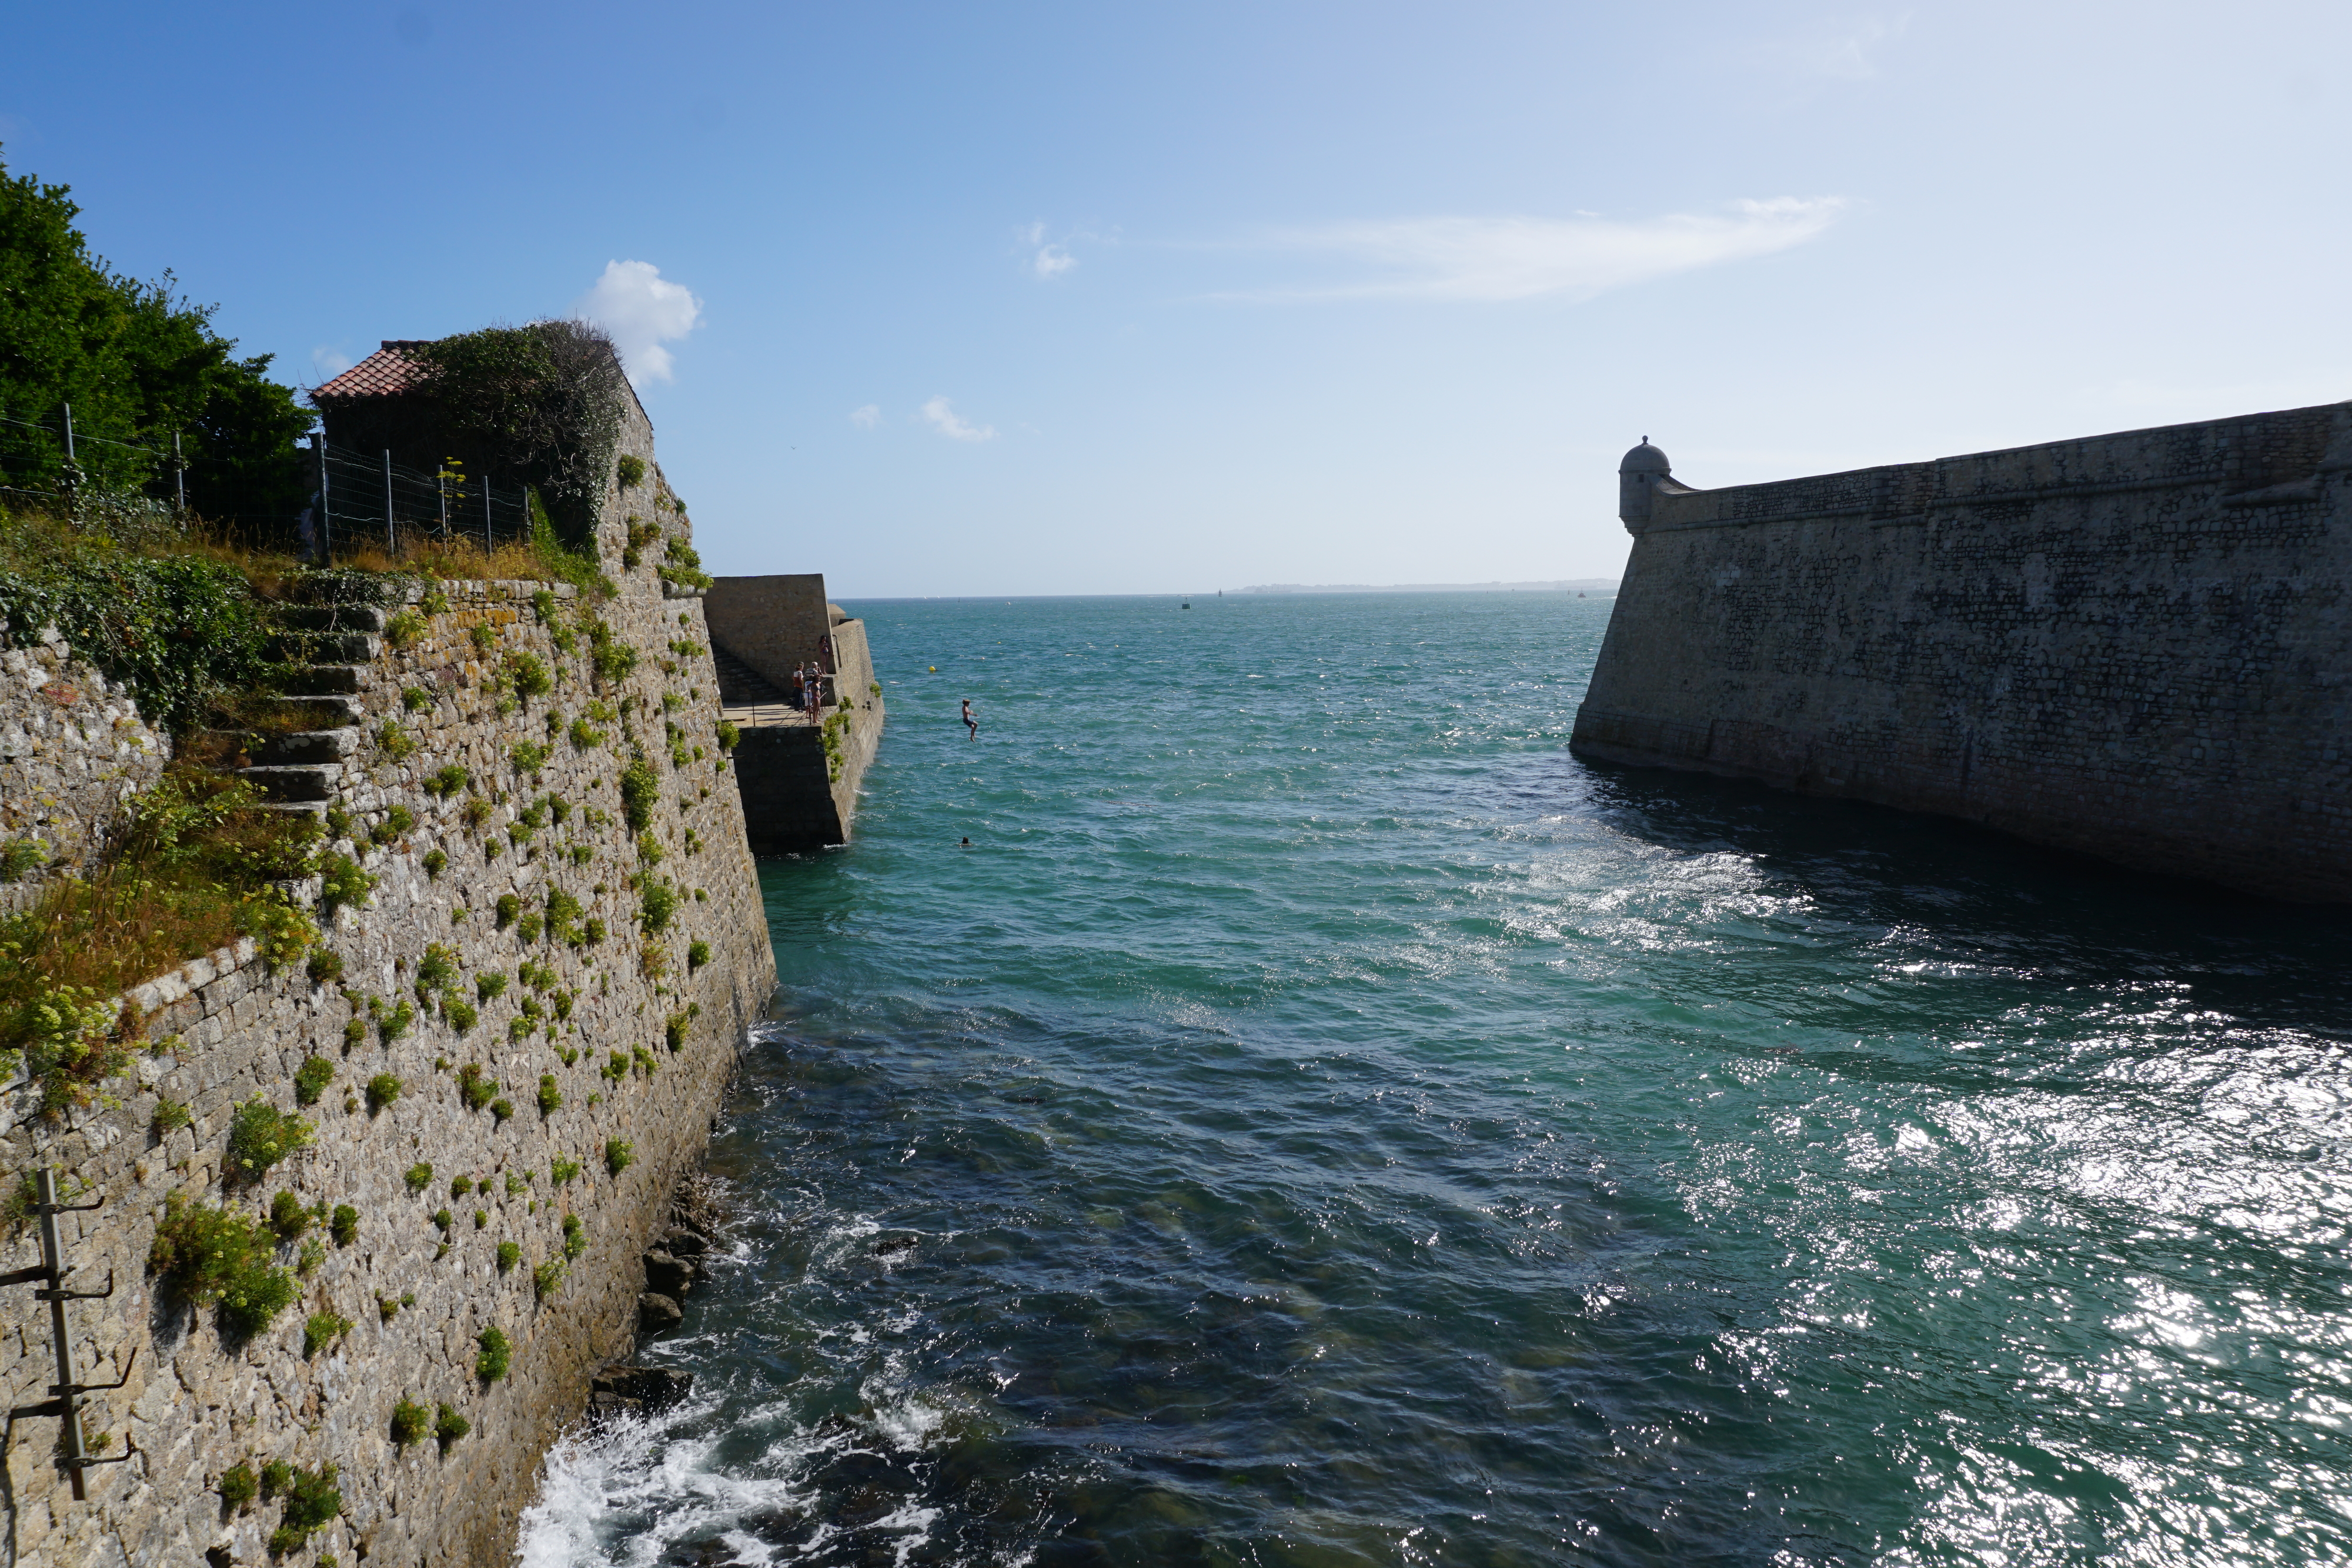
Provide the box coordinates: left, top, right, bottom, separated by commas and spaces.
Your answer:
516, 591, 2352, 1567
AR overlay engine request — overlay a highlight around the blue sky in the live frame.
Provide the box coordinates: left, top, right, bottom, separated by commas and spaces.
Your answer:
5, 2, 2348, 596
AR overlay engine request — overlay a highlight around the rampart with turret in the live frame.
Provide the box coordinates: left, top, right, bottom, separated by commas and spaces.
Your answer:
1572, 403, 2352, 901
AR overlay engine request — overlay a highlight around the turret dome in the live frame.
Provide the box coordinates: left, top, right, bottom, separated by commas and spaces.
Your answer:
1620, 439, 1670, 474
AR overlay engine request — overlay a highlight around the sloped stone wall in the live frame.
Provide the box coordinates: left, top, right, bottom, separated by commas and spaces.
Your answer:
0, 567, 776, 1564
1573, 400, 2352, 901
0, 626, 168, 914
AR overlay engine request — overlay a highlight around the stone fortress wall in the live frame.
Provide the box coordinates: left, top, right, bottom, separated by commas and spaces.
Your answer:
703, 574, 886, 854
0, 403, 779, 1563
1571, 400, 2352, 901
0, 631, 168, 914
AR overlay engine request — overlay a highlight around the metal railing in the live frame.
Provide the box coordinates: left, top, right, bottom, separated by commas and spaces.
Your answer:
308, 440, 536, 556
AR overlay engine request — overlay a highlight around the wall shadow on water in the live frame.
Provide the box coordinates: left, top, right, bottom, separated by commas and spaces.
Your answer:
1569, 757, 2352, 1040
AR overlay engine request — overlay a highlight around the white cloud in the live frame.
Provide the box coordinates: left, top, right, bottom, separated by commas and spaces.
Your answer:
1224, 198, 1850, 303
312, 345, 353, 379
572, 260, 704, 385
920, 396, 995, 442
850, 404, 880, 429
1020, 221, 1084, 280
1783, 15, 1907, 81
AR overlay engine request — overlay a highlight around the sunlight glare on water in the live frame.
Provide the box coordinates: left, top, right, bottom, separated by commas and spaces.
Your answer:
517, 591, 2352, 1567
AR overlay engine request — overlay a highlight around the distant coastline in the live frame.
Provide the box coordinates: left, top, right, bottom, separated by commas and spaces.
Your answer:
1228, 578, 1619, 596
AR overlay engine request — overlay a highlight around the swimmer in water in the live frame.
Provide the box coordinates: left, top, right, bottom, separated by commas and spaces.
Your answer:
962, 699, 977, 740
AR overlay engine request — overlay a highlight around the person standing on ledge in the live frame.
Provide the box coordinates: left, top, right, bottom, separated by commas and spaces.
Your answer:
962, 698, 978, 740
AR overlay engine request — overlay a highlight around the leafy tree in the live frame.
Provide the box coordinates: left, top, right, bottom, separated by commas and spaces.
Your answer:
0, 147, 308, 522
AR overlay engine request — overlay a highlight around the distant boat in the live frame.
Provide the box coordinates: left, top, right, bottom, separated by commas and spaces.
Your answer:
1181, 601, 1191, 610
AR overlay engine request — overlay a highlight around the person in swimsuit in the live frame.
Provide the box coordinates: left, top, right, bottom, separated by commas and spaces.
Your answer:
962, 699, 977, 740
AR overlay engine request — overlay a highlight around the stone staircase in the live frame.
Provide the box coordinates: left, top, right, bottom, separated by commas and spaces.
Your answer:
711, 641, 790, 707
233, 597, 383, 811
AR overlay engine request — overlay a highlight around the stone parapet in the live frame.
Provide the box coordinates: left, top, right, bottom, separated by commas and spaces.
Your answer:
1576, 400, 2352, 901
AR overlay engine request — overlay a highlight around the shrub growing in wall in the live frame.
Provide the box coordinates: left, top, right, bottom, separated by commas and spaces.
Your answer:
267, 1191, 309, 1241
226, 1099, 311, 1182
505, 650, 553, 700
266, 1463, 341, 1555
457, 1064, 498, 1112
619, 754, 659, 831
390, 1399, 429, 1447
319, 855, 375, 917
303, 1311, 352, 1358
435, 1403, 470, 1449
477, 1325, 512, 1382
293, 1055, 335, 1105
148, 1192, 295, 1335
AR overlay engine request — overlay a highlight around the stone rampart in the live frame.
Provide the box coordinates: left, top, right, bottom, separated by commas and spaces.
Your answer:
0, 630, 168, 912
1572, 402, 2352, 901
0, 566, 776, 1563
709, 577, 887, 854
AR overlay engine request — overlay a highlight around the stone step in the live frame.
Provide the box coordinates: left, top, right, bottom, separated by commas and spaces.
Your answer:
254, 728, 359, 765
261, 695, 365, 729
266, 631, 382, 664
711, 642, 790, 706
239, 763, 343, 803
275, 603, 389, 634
270, 665, 368, 697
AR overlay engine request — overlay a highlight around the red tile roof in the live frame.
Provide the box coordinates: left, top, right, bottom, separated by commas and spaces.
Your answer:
312, 340, 433, 402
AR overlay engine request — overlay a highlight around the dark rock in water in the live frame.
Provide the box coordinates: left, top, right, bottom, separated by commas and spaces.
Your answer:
661, 1225, 709, 1258
588, 1389, 644, 1421
644, 1248, 697, 1296
595, 1365, 694, 1409
638, 1292, 683, 1333
742, 1507, 809, 1545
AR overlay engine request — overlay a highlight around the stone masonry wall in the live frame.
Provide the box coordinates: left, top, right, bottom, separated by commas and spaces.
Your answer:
725, 612, 884, 855
0, 560, 776, 1557
1572, 399, 2352, 901
0, 629, 168, 914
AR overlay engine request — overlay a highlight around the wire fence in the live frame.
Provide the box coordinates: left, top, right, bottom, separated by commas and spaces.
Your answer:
310, 442, 537, 556
0, 406, 186, 506
0, 403, 542, 557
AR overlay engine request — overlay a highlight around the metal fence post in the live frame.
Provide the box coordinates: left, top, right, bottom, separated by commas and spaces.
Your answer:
172, 432, 186, 512
61, 403, 74, 466
35, 1169, 88, 1495
318, 435, 332, 559
384, 450, 396, 552
485, 477, 494, 553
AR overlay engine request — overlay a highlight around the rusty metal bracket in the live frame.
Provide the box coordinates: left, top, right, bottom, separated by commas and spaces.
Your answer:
34, 1271, 113, 1303
0, 1169, 117, 1497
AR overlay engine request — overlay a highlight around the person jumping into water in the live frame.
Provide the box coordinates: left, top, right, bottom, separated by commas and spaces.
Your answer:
962, 699, 978, 740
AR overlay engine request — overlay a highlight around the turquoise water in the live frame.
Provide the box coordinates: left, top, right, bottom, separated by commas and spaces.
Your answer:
517, 591, 2352, 1567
